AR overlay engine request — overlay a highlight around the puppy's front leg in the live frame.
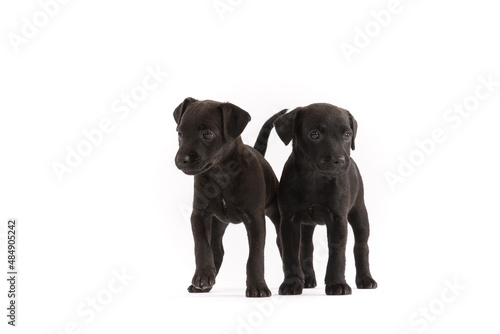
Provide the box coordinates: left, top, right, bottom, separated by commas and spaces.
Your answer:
325, 216, 352, 295
188, 213, 216, 293
244, 214, 271, 297
348, 203, 377, 289
279, 218, 304, 295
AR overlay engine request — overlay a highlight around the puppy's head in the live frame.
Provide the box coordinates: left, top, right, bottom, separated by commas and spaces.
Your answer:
274, 103, 357, 176
173, 97, 251, 175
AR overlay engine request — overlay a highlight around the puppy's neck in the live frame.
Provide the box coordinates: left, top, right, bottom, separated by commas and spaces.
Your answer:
208, 136, 249, 172
221, 136, 245, 158
292, 152, 312, 169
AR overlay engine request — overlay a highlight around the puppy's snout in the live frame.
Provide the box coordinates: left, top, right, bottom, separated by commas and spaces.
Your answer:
177, 155, 191, 166
333, 156, 345, 166
175, 150, 206, 174
176, 153, 197, 169
320, 155, 345, 168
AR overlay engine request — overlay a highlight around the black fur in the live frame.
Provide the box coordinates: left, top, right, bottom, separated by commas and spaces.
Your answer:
274, 103, 377, 295
254, 109, 287, 155
174, 97, 282, 297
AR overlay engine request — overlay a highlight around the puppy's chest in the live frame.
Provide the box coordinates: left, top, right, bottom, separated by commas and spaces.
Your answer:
212, 197, 246, 224
296, 204, 332, 225
293, 183, 347, 225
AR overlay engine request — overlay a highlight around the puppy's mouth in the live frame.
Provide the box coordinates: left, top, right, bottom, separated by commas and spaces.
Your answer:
314, 163, 348, 176
179, 162, 213, 175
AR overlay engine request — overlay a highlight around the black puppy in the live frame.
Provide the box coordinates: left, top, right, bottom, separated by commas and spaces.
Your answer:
174, 97, 283, 297
274, 103, 377, 295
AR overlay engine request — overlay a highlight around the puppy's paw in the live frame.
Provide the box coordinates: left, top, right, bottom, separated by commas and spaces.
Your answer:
191, 268, 216, 291
246, 283, 272, 297
187, 285, 212, 293
304, 274, 317, 288
356, 276, 378, 289
325, 283, 352, 295
279, 278, 304, 295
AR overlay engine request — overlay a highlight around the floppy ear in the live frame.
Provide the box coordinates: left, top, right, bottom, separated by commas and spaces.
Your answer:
219, 102, 251, 141
173, 97, 197, 125
273, 108, 300, 145
347, 110, 357, 150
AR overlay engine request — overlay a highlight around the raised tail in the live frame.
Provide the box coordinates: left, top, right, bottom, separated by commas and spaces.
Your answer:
253, 109, 287, 156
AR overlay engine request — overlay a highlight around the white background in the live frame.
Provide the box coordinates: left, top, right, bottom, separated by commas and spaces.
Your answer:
1, 0, 499, 333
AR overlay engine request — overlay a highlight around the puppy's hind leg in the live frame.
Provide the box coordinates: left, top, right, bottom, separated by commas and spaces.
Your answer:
348, 200, 377, 289
301, 224, 317, 288
266, 203, 282, 257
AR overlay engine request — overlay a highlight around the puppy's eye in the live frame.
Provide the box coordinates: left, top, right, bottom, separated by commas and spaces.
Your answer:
343, 132, 352, 141
202, 130, 215, 141
177, 132, 182, 140
309, 130, 320, 140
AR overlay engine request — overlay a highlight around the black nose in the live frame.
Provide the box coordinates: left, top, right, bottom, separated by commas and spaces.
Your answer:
332, 156, 345, 166
176, 155, 191, 167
